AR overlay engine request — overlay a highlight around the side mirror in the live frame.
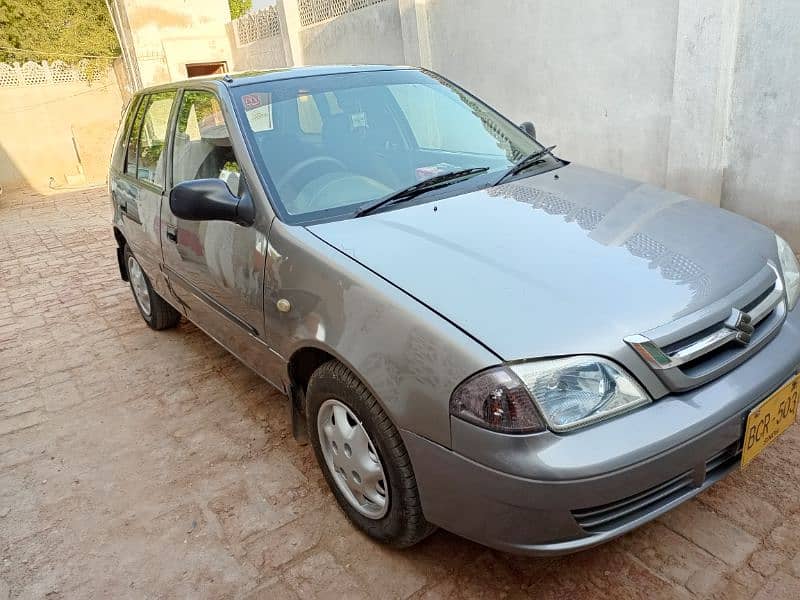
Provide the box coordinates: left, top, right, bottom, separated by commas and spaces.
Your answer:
170, 178, 255, 226
520, 121, 537, 139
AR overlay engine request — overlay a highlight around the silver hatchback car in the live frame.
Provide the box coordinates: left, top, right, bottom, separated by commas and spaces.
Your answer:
109, 65, 800, 555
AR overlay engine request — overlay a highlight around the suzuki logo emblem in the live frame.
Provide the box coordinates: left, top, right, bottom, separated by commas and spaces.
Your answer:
725, 308, 755, 344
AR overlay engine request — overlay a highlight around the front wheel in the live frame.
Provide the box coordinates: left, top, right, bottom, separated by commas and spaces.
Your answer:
307, 360, 436, 548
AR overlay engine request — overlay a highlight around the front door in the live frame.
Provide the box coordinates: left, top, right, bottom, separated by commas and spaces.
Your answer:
160, 89, 279, 385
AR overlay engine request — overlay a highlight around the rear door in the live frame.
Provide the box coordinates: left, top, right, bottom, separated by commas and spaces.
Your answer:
114, 90, 177, 290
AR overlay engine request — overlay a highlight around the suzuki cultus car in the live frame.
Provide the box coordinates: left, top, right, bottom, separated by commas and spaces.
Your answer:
109, 65, 800, 554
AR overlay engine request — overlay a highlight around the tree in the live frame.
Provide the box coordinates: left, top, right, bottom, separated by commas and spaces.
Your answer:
229, 0, 252, 20
0, 0, 119, 63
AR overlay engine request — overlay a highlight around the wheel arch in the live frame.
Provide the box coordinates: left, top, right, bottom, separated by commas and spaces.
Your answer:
287, 345, 336, 398
285, 342, 396, 426
113, 226, 129, 281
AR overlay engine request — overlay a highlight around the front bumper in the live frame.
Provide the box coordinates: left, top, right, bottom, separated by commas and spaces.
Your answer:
402, 306, 800, 556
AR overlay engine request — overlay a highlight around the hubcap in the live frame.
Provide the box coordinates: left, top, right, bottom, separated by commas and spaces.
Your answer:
317, 399, 388, 519
127, 256, 151, 317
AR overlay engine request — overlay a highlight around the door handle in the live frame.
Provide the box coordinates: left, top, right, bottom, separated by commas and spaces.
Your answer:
166, 225, 178, 243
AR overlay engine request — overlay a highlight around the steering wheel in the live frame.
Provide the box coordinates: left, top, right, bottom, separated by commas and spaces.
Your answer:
276, 156, 347, 192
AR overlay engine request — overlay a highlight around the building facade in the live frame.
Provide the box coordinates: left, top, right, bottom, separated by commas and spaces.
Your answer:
107, 0, 234, 91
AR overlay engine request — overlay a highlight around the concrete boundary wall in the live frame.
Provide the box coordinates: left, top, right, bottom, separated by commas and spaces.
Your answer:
0, 70, 124, 192
229, 0, 404, 68
228, 0, 799, 246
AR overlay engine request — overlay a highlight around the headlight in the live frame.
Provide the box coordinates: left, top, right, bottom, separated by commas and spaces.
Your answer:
776, 235, 800, 310
511, 356, 650, 432
450, 357, 650, 433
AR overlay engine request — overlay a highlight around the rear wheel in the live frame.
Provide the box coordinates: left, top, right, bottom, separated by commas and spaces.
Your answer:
307, 360, 436, 547
123, 245, 180, 330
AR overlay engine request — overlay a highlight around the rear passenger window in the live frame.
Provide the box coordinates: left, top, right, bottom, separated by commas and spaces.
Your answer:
136, 91, 176, 185
125, 98, 147, 175
173, 90, 242, 195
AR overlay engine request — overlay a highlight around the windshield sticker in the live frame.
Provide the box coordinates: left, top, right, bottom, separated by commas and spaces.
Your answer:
350, 111, 367, 129
242, 92, 273, 132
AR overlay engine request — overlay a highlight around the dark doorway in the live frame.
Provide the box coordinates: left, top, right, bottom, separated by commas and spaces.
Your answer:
186, 62, 228, 78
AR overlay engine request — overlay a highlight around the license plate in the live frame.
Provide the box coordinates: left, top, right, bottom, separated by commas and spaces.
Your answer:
741, 373, 800, 468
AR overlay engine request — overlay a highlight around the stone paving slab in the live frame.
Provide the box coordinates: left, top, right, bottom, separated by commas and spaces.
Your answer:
1, 186, 800, 598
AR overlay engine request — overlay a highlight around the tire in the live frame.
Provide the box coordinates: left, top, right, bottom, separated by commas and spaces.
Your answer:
307, 360, 436, 548
123, 244, 181, 331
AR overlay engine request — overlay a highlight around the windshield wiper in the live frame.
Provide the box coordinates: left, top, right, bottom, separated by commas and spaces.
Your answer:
494, 145, 558, 186
354, 167, 490, 218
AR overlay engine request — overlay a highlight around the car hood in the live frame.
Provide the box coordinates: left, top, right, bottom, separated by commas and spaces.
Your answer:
308, 164, 777, 361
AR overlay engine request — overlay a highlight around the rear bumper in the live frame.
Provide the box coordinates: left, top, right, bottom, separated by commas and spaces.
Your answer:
403, 306, 800, 556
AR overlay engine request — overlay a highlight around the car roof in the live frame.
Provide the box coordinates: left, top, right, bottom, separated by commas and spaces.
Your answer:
136, 64, 417, 94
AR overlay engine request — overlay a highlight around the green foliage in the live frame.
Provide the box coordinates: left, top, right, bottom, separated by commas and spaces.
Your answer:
0, 0, 119, 63
228, 0, 252, 20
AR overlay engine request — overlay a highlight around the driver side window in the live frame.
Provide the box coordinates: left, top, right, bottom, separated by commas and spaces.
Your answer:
172, 90, 242, 195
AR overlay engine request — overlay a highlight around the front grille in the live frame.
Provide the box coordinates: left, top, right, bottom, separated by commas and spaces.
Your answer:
572, 472, 694, 533
572, 442, 741, 534
626, 264, 786, 392
705, 443, 741, 475
661, 282, 776, 359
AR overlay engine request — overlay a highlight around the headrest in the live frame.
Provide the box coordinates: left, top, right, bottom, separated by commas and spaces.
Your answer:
199, 123, 231, 147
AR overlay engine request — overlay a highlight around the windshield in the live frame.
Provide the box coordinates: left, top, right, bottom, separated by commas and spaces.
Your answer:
232, 69, 546, 223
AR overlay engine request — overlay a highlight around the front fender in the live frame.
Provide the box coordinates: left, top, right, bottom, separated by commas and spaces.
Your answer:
265, 220, 499, 448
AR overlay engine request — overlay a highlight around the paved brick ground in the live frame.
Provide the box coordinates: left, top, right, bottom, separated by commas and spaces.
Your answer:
2, 186, 800, 599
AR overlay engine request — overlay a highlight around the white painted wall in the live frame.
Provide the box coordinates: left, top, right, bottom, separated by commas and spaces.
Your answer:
297, 1, 405, 66
722, 0, 800, 246
419, 0, 678, 188
228, 29, 288, 70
